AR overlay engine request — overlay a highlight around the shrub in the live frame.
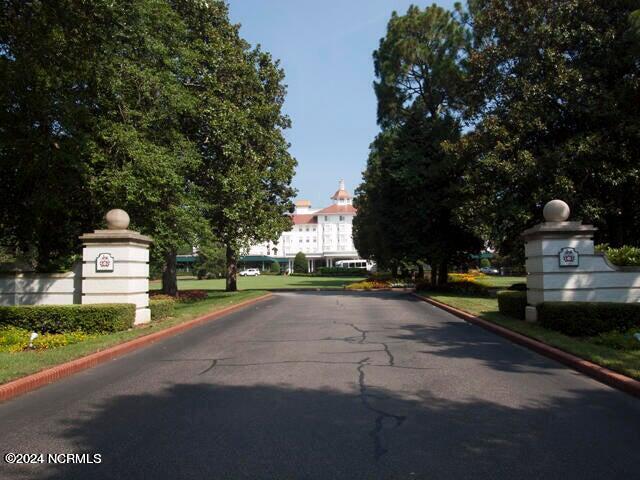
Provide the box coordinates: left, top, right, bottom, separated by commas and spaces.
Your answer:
0, 304, 135, 334
149, 293, 175, 300
178, 290, 207, 302
538, 302, 640, 336
596, 244, 640, 266
294, 252, 307, 273
270, 261, 281, 274
150, 298, 175, 320
508, 283, 527, 291
497, 291, 527, 320
318, 267, 366, 276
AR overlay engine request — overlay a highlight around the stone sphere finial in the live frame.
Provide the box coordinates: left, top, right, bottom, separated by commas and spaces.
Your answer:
105, 209, 130, 230
543, 199, 570, 222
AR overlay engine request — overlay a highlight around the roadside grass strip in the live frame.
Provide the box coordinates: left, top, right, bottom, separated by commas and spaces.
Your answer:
0, 290, 267, 385
417, 292, 640, 381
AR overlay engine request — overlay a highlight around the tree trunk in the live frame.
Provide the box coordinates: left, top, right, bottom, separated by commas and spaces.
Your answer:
430, 265, 438, 286
162, 248, 178, 297
437, 260, 448, 286
225, 244, 238, 292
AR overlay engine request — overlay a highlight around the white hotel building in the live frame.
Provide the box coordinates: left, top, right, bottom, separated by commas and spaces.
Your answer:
245, 180, 365, 272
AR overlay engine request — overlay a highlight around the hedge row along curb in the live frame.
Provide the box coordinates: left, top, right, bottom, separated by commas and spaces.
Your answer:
0, 293, 273, 403
412, 293, 640, 399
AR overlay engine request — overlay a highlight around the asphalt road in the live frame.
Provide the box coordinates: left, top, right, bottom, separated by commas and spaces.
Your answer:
1, 291, 639, 480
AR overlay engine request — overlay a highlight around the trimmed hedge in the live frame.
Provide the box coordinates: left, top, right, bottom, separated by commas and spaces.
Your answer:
497, 291, 527, 320
318, 267, 366, 276
538, 302, 640, 336
150, 298, 175, 320
0, 304, 135, 334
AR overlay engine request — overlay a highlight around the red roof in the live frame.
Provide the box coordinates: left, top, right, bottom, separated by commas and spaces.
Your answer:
330, 190, 352, 200
292, 214, 318, 225
315, 204, 357, 215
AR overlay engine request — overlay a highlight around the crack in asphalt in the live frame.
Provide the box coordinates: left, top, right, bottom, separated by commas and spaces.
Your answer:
356, 357, 406, 460
335, 323, 406, 460
162, 320, 408, 461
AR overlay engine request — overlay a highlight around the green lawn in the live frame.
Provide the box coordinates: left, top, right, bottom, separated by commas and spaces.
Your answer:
150, 274, 366, 291
419, 292, 640, 381
474, 275, 526, 288
0, 290, 266, 385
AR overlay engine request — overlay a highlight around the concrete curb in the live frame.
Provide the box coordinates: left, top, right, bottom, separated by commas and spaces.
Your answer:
0, 293, 273, 403
412, 293, 640, 399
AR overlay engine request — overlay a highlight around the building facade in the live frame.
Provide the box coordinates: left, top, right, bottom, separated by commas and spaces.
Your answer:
246, 180, 364, 272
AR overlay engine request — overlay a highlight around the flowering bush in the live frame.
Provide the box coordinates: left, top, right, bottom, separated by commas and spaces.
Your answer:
0, 326, 94, 352
346, 280, 391, 290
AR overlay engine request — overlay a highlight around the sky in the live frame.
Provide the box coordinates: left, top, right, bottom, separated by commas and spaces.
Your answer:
228, 0, 457, 207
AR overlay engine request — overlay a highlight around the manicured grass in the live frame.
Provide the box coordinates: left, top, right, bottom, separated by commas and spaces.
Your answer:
418, 291, 640, 380
0, 290, 266, 385
150, 274, 366, 291
473, 275, 526, 288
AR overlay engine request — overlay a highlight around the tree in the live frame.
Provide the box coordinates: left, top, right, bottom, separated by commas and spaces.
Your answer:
464, 0, 640, 258
293, 252, 307, 274
193, 242, 226, 280
0, 0, 208, 293
270, 261, 281, 274
355, 3, 482, 285
179, 3, 296, 292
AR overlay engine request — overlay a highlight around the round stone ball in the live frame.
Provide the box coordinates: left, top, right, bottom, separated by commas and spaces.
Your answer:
543, 200, 570, 222
105, 209, 130, 230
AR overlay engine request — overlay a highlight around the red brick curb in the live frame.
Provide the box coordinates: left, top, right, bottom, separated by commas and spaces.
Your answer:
412, 293, 640, 399
0, 293, 273, 403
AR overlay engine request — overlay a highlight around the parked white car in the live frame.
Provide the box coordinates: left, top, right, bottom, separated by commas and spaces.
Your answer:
239, 268, 260, 276
480, 266, 499, 275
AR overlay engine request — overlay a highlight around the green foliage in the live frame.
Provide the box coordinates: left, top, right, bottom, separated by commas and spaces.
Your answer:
318, 267, 366, 276
464, 0, 640, 256
480, 258, 491, 268
150, 299, 175, 320
355, 3, 481, 283
270, 261, 281, 274
0, 304, 135, 334
293, 252, 307, 273
497, 291, 527, 320
538, 302, 640, 336
0, 1, 295, 296
596, 245, 640, 266
193, 242, 226, 280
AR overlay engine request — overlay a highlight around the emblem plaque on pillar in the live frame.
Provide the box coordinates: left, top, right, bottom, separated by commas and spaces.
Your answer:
559, 247, 579, 267
95, 253, 115, 272
79, 209, 152, 324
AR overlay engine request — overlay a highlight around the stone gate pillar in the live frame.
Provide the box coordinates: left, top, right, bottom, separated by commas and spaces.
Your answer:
79, 209, 153, 324
521, 200, 597, 321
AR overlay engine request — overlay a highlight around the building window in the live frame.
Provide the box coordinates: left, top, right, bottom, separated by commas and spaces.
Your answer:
339, 215, 345, 221
325, 216, 328, 221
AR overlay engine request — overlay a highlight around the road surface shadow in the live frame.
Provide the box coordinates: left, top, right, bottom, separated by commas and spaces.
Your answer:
390, 321, 562, 376
9, 382, 638, 480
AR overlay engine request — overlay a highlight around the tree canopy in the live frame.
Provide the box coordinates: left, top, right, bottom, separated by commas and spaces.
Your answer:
355, 0, 640, 279
0, 0, 296, 293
